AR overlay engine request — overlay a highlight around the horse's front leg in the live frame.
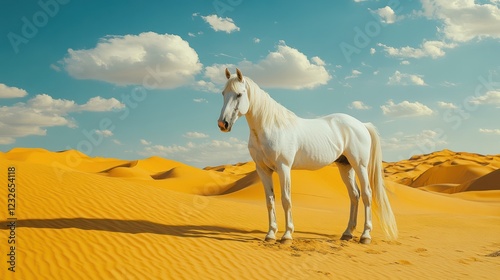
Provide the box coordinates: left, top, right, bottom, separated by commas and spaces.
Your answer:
256, 165, 277, 241
277, 164, 294, 243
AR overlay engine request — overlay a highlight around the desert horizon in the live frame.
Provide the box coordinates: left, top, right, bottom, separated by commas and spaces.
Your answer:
1, 147, 499, 279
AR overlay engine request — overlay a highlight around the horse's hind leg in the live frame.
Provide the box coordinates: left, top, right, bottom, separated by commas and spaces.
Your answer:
337, 163, 360, 241
353, 164, 373, 244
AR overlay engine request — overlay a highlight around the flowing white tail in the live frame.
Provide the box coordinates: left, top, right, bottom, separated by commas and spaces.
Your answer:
365, 123, 398, 240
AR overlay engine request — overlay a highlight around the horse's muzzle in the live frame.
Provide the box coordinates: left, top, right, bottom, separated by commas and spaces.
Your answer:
218, 120, 230, 132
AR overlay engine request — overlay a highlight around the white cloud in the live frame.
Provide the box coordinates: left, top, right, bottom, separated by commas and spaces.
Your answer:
188, 31, 203, 37
400, 60, 410, 65
79, 96, 125, 112
204, 63, 234, 85
138, 139, 190, 156
0, 94, 125, 144
469, 90, 500, 105
253, 38, 261, 43
0, 83, 27, 98
50, 63, 61, 72
25, 94, 124, 114
382, 130, 447, 150
440, 81, 458, 87
388, 71, 427, 86
141, 144, 189, 156
421, 0, 500, 42
311, 56, 326, 66
378, 40, 456, 59
193, 98, 208, 103
62, 32, 202, 89
215, 53, 241, 60
201, 14, 240, 33
479, 128, 500, 135
27, 93, 76, 114
0, 136, 15, 145
95, 129, 113, 137
183, 132, 209, 139
349, 101, 371, 110
437, 101, 458, 109
381, 99, 433, 117
370, 48, 376, 55
193, 80, 219, 93
112, 139, 122, 145
205, 43, 331, 90
373, 6, 398, 24
346, 70, 362, 79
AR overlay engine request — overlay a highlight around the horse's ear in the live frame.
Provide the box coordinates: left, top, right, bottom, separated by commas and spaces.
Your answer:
236, 68, 243, 82
225, 68, 231, 80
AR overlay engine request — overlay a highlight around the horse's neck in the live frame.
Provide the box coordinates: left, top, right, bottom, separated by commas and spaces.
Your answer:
245, 82, 297, 132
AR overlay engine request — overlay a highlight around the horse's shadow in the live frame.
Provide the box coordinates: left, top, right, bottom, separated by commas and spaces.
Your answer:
14, 218, 264, 243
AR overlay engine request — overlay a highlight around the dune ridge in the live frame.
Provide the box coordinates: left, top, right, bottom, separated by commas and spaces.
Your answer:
384, 149, 500, 194
1, 148, 499, 279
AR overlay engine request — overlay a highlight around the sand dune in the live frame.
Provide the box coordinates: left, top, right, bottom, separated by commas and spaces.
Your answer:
1, 148, 499, 279
411, 165, 494, 187
460, 169, 500, 192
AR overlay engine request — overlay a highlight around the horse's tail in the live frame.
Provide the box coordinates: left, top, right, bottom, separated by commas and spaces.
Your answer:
365, 123, 398, 240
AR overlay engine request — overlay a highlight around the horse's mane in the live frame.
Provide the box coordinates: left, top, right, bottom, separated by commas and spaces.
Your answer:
242, 77, 297, 128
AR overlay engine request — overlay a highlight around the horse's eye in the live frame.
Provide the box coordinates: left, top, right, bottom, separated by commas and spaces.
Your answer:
236, 93, 242, 98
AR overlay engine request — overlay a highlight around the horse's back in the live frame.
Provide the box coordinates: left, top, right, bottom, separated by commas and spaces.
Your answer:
321, 113, 372, 159
320, 113, 371, 140
320, 113, 365, 128
293, 113, 371, 168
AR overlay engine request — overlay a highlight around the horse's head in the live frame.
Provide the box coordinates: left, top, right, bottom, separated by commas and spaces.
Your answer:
217, 68, 250, 132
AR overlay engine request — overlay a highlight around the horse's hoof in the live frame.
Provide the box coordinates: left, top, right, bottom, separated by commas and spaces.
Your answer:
280, 238, 293, 245
341, 234, 353, 241
264, 237, 276, 243
359, 237, 372, 244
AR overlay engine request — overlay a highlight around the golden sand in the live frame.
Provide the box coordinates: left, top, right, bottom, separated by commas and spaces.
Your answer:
1, 148, 499, 279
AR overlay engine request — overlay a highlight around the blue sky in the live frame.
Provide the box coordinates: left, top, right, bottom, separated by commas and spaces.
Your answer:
1, 0, 499, 167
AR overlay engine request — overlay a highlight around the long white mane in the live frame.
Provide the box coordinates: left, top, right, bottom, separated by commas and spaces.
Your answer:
230, 76, 297, 128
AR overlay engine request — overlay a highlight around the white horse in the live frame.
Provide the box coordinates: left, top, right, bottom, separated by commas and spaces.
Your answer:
218, 68, 397, 244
